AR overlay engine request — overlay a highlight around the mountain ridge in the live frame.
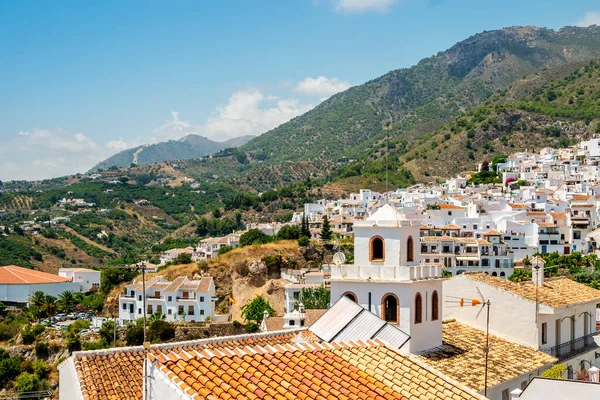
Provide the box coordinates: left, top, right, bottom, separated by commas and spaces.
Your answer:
88, 134, 254, 172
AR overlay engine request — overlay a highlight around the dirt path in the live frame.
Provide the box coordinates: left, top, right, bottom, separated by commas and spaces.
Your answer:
62, 225, 117, 254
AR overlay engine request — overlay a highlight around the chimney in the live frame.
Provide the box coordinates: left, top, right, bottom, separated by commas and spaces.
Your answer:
510, 388, 522, 399
531, 256, 545, 286
589, 366, 600, 383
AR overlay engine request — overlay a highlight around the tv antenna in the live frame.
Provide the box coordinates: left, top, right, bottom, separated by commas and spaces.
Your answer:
384, 116, 392, 204
446, 287, 492, 397
332, 252, 346, 266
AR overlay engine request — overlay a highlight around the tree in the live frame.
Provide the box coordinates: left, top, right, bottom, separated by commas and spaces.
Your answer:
299, 287, 330, 309
239, 229, 273, 246
40, 295, 57, 317
212, 208, 222, 218
509, 268, 532, 283
58, 291, 76, 313
300, 216, 310, 238
241, 296, 275, 323
320, 216, 332, 241
542, 364, 566, 380
147, 320, 175, 343
0, 354, 20, 388
298, 236, 309, 247
29, 291, 46, 308
99, 320, 119, 344
148, 312, 166, 322
276, 225, 301, 240
66, 332, 82, 352
124, 319, 145, 346
175, 253, 193, 264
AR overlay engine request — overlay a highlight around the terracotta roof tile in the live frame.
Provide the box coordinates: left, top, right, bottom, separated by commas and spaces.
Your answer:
414, 320, 556, 392
464, 273, 600, 308
156, 340, 484, 400
0, 265, 71, 284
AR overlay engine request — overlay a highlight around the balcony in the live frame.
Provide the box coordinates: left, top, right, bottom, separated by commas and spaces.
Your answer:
540, 331, 599, 361
121, 293, 134, 299
176, 296, 196, 301
146, 295, 163, 300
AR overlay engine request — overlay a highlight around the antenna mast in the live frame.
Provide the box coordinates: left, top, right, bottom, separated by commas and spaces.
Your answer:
385, 117, 392, 204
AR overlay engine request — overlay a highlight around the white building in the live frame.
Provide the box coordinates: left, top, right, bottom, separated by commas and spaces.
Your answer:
444, 266, 600, 377
159, 247, 194, 265
0, 265, 80, 305
119, 276, 215, 323
193, 235, 239, 260
58, 268, 101, 292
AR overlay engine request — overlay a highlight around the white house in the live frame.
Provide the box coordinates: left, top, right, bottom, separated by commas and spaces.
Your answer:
444, 267, 600, 377
0, 265, 80, 305
119, 276, 215, 323
159, 247, 194, 265
58, 268, 101, 292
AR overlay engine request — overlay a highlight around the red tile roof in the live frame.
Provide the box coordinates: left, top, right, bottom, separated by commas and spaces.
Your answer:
151, 340, 485, 400
0, 265, 71, 285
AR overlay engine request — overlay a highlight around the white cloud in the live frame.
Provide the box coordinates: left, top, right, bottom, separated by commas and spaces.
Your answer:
294, 76, 352, 97
0, 129, 113, 181
575, 11, 600, 27
203, 89, 313, 139
332, 0, 398, 14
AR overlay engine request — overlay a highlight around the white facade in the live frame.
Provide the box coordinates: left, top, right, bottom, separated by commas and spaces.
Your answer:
119, 276, 215, 323
58, 268, 101, 292
330, 205, 443, 353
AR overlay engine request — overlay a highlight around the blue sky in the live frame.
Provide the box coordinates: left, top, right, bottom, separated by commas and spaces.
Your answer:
1, 0, 599, 180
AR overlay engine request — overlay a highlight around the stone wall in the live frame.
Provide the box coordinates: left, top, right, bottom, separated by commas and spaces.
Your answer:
174, 322, 245, 341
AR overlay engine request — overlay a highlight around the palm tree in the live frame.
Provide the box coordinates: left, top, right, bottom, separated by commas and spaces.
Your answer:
29, 291, 46, 308
148, 312, 166, 322
41, 295, 57, 317
58, 291, 76, 313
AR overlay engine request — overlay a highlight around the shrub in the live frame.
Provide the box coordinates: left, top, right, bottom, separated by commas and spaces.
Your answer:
244, 322, 259, 333
232, 320, 241, 328
13, 371, 49, 394
32, 360, 49, 379
124, 320, 144, 346
0, 321, 21, 341
66, 333, 81, 352
0, 356, 21, 388
239, 229, 273, 246
217, 245, 234, 255
147, 320, 175, 343
34, 342, 49, 359
298, 236, 309, 247
69, 320, 91, 335
542, 363, 566, 380
21, 325, 36, 345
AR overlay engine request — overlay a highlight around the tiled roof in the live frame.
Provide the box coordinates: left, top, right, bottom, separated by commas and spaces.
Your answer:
482, 230, 503, 236
196, 277, 213, 292
570, 195, 591, 201
465, 273, 600, 308
305, 309, 327, 326
508, 203, 531, 210
151, 339, 485, 400
0, 265, 71, 284
72, 330, 304, 400
415, 320, 556, 392
550, 212, 567, 219
526, 212, 547, 217
438, 204, 465, 210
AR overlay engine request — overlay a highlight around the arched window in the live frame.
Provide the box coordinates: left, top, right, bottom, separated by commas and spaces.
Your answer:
370, 236, 385, 261
343, 292, 357, 303
431, 291, 439, 321
407, 236, 414, 262
415, 293, 422, 324
492, 271, 497, 277
381, 293, 399, 323
500, 271, 506, 278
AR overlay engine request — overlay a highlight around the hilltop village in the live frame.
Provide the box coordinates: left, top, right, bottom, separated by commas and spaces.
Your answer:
1, 139, 600, 399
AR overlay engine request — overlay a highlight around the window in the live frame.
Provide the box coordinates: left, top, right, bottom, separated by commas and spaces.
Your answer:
188, 306, 194, 315
381, 293, 399, 324
501, 389, 509, 400
122, 303, 127, 310
147, 305, 152, 314
289, 320, 295, 326
448, 211, 452, 216
521, 381, 528, 390
157, 305, 162, 314
541, 322, 547, 345
415, 293, 423, 324
178, 306, 184, 315
500, 271, 505, 277
129, 304, 134, 313
555, 319, 561, 347
138, 295, 142, 301
431, 291, 439, 321
473, 224, 478, 230
567, 365, 573, 379
168, 296, 172, 302
154, 291, 160, 298
407, 236, 414, 262
200, 296, 204, 302
200, 309, 204, 315
370, 236, 385, 261
343, 292, 357, 302
300, 320, 305, 326
138, 308, 141, 315
168, 309, 172, 315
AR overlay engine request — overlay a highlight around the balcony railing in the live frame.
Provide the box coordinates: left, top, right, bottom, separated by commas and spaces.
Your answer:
121, 294, 134, 298
176, 296, 196, 301
146, 295, 163, 300
540, 331, 599, 361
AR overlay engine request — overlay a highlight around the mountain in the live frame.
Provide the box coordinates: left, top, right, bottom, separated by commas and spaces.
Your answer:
240, 25, 600, 166
89, 134, 254, 172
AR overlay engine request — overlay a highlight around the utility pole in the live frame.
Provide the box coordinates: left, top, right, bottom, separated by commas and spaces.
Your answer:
483, 300, 491, 398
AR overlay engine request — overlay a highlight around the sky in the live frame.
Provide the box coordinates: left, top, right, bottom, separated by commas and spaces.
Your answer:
1, 0, 600, 181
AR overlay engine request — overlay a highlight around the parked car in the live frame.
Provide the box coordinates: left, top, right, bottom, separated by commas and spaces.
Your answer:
56, 313, 66, 321
79, 329, 92, 336
67, 313, 77, 320
77, 313, 87, 319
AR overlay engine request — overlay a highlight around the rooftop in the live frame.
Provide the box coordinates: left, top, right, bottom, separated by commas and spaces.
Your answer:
415, 320, 557, 392
71, 330, 305, 400
151, 339, 485, 400
0, 265, 72, 285
465, 273, 600, 308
